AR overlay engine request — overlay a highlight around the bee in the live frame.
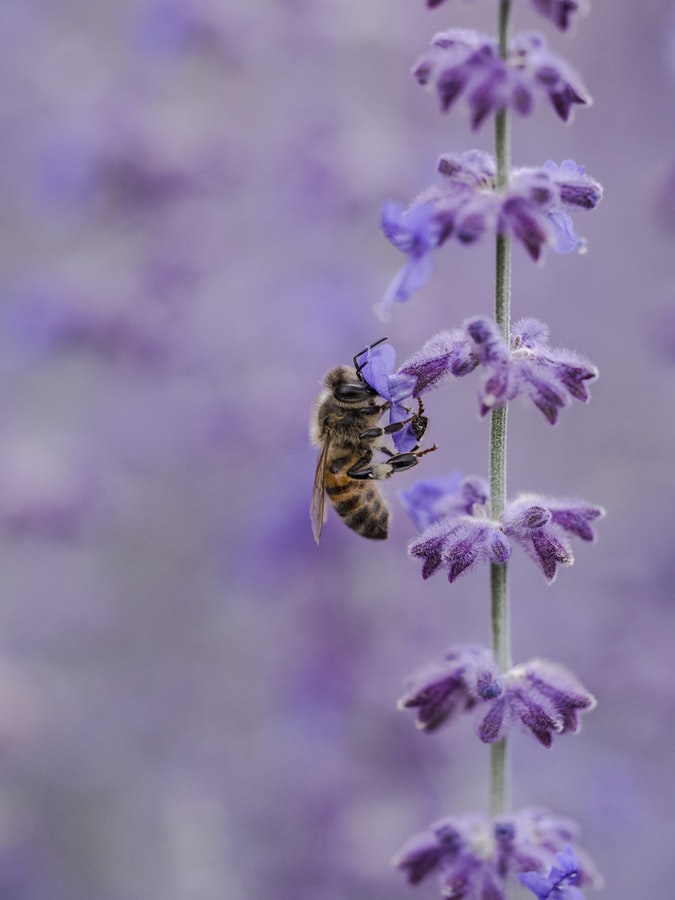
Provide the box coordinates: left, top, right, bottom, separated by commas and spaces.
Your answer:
310, 339, 436, 543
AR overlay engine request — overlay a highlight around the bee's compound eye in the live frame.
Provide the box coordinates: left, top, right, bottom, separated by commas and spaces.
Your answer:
334, 382, 376, 402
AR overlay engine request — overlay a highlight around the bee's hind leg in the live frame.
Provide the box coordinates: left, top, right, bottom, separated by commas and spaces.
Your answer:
348, 444, 437, 481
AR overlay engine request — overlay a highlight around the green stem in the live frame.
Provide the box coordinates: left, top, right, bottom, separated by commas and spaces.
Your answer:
489, 0, 512, 821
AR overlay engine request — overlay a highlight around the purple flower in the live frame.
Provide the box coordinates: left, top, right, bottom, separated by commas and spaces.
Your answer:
380, 152, 602, 309
511, 32, 590, 122
399, 472, 465, 531
519, 846, 586, 899
505, 160, 601, 259
403, 478, 603, 584
399, 648, 595, 747
413, 29, 589, 128
393, 808, 601, 896
393, 813, 498, 893
527, 0, 590, 32
397, 644, 502, 732
545, 158, 603, 210
477, 659, 596, 747
501, 495, 604, 583
410, 514, 512, 582
398, 329, 479, 395
378, 201, 438, 317
357, 340, 419, 451
405, 476, 511, 582
501, 809, 602, 889
413, 29, 513, 129
465, 316, 598, 423
422, 0, 590, 33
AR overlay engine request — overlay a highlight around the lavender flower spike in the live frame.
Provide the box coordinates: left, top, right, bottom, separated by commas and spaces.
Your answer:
519, 845, 586, 899
397, 644, 502, 732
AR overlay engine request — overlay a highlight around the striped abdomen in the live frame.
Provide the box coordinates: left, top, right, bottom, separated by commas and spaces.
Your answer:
324, 466, 389, 540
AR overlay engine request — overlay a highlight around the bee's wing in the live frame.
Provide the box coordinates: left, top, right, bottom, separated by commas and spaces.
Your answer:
310, 436, 331, 544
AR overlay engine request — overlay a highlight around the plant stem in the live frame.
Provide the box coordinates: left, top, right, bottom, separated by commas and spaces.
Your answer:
490, 0, 512, 821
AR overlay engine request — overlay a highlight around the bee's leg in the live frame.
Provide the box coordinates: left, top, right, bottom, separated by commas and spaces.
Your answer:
381, 444, 437, 474
359, 400, 428, 443
348, 444, 437, 480
346, 453, 380, 480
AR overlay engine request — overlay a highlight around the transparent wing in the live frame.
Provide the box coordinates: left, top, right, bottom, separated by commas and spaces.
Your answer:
310, 437, 330, 544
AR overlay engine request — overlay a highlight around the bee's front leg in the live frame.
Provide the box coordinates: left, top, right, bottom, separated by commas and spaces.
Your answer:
359, 399, 428, 444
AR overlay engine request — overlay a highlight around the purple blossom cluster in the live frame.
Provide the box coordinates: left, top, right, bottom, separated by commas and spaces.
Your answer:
393, 807, 602, 898
357, 321, 597, 427
396, 317, 598, 423
400, 475, 603, 583
413, 29, 589, 128
378, 152, 602, 316
465, 317, 598, 423
398, 644, 596, 747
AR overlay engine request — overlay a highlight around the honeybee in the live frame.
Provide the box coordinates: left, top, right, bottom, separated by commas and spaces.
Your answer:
310, 339, 436, 543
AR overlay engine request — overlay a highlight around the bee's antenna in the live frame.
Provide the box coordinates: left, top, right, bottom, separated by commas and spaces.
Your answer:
354, 336, 388, 375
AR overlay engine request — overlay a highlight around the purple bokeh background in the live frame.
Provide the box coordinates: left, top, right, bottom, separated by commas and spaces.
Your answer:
0, 1, 673, 897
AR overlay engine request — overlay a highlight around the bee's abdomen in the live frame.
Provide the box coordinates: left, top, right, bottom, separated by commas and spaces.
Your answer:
325, 479, 389, 540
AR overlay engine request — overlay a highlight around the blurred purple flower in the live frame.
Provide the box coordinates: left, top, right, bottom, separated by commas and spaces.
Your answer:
528, 0, 590, 32
377, 202, 438, 317
393, 807, 600, 896
397, 644, 502, 732
422, 0, 590, 33
399, 472, 465, 531
544, 158, 603, 210
0, 436, 94, 541
380, 153, 602, 311
134, 0, 200, 54
357, 340, 419, 451
3, 282, 171, 368
413, 29, 589, 128
520, 845, 586, 899
466, 316, 598, 423
477, 659, 596, 747
506, 160, 601, 258
403, 477, 603, 583
511, 32, 589, 121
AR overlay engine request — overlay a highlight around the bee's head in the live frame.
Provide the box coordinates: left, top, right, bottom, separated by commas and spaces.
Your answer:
325, 366, 378, 403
